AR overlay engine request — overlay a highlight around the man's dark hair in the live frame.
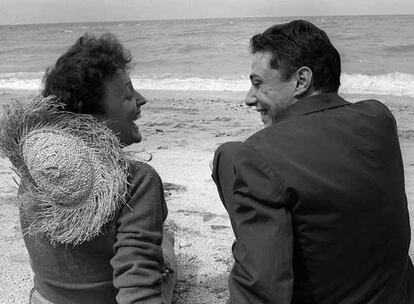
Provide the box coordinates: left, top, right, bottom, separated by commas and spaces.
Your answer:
42, 33, 132, 114
250, 20, 341, 93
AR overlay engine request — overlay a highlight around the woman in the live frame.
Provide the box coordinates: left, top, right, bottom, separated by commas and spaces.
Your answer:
0, 33, 176, 304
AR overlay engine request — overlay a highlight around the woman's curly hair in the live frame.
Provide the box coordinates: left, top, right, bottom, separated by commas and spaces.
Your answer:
42, 33, 132, 114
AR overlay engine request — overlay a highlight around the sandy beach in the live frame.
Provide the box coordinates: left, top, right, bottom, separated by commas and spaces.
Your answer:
0, 89, 413, 304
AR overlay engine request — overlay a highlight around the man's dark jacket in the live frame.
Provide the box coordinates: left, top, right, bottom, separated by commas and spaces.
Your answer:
212, 93, 414, 304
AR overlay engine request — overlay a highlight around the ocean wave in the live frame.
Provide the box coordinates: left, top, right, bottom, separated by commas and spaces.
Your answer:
177, 44, 214, 53
135, 72, 414, 97
0, 72, 43, 90
0, 78, 42, 91
131, 76, 248, 91
385, 43, 414, 53
340, 72, 414, 97
0, 72, 413, 97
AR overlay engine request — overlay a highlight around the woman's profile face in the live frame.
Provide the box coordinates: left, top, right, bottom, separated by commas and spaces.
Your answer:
99, 70, 147, 146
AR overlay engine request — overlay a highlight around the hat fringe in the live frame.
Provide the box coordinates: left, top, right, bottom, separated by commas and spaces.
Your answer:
0, 96, 129, 246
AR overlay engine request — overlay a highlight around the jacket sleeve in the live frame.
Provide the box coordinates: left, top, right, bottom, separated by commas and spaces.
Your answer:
212, 142, 294, 304
111, 161, 168, 304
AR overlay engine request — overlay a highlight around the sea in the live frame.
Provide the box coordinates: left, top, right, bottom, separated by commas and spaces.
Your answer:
0, 14, 414, 97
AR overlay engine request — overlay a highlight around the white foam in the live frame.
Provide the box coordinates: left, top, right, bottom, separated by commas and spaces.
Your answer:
131, 76, 250, 92
131, 73, 414, 97
1, 72, 413, 97
340, 72, 414, 97
0, 73, 42, 90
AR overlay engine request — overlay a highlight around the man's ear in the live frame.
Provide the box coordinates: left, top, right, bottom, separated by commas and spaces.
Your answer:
293, 67, 313, 97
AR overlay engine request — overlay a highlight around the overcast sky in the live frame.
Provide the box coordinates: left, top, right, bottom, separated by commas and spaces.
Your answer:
1, 0, 413, 25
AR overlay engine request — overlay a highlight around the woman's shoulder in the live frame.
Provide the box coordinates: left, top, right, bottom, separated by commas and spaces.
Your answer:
126, 160, 163, 193
127, 160, 160, 179
121, 160, 168, 220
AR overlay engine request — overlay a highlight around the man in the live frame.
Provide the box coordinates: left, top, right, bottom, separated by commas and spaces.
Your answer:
212, 20, 414, 304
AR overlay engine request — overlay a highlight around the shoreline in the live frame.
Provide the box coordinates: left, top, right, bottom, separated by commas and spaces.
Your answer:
0, 88, 413, 101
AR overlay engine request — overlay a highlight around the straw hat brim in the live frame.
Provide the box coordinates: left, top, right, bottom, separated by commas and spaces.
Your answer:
0, 96, 128, 246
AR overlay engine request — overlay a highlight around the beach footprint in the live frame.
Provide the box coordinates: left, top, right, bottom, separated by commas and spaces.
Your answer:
163, 182, 187, 198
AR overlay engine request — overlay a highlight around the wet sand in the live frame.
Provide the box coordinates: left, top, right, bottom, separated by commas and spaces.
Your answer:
0, 89, 413, 303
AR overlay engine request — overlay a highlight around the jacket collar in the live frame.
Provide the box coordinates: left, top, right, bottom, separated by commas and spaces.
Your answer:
276, 93, 350, 123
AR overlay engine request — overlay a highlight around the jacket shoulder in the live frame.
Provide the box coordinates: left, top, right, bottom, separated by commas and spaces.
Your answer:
215, 141, 244, 156
353, 99, 398, 127
354, 99, 394, 116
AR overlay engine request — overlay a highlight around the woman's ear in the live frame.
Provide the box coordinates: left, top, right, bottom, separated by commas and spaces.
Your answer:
293, 66, 313, 97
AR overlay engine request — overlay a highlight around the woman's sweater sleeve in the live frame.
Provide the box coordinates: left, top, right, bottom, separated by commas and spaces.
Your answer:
111, 161, 168, 304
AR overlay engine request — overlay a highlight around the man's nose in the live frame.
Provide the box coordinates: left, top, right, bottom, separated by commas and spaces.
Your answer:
245, 87, 257, 106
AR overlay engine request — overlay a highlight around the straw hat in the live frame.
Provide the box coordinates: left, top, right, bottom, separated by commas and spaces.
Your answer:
0, 96, 128, 245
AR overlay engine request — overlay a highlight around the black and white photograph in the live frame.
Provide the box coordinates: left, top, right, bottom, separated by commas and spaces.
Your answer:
0, 1, 413, 303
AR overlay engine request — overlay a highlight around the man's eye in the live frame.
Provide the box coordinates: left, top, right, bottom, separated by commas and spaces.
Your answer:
252, 82, 261, 88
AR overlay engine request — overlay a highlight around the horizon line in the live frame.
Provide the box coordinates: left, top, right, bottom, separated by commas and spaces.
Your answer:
0, 13, 413, 27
